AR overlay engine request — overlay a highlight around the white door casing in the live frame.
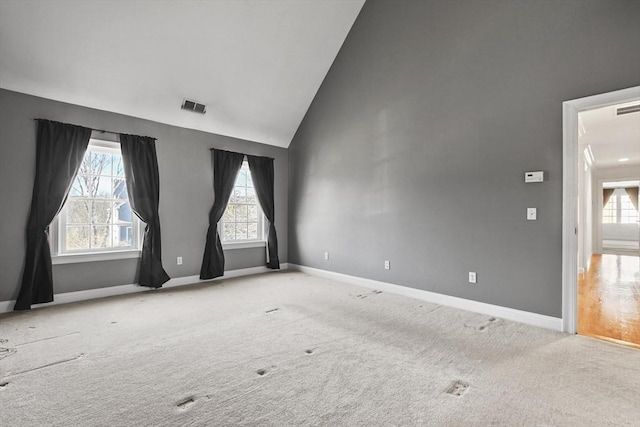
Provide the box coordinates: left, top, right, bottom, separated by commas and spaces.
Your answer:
562, 86, 640, 334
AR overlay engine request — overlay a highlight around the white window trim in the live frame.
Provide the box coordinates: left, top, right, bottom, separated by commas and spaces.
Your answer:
50, 138, 143, 264
221, 240, 267, 250
52, 250, 141, 265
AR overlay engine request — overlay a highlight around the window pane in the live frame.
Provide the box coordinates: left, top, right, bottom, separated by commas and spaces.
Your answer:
235, 223, 247, 240
246, 172, 254, 188
222, 204, 235, 222
77, 155, 92, 175
621, 210, 639, 224
235, 204, 247, 222
113, 155, 125, 177
86, 175, 101, 198
92, 152, 113, 176
620, 195, 639, 224
75, 175, 104, 198
247, 205, 258, 222
235, 187, 246, 203
91, 225, 112, 248
67, 200, 90, 224
248, 223, 258, 240
223, 223, 235, 241
92, 201, 113, 224
66, 226, 89, 251
235, 170, 247, 187
70, 179, 90, 198
95, 176, 112, 198
115, 201, 133, 223
113, 178, 128, 199
602, 197, 616, 224
114, 224, 133, 247
247, 188, 257, 204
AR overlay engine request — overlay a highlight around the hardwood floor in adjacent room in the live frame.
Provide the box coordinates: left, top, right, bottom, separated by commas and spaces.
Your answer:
578, 253, 640, 348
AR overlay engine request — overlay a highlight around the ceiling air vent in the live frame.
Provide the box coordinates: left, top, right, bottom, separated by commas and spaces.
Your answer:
181, 99, 206, 114
616, 104, 640, 115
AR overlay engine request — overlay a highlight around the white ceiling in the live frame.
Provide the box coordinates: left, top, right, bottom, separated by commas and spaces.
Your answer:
0, 0, 365, 148
579, 101, 640, 168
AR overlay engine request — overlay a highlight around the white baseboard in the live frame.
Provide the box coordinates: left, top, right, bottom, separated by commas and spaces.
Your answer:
288, 264, 563, 332
0, 264, 288, 314
1, 263, 561, 332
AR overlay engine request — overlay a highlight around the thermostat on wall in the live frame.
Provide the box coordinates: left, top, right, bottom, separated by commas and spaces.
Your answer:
525, 171, 544, 183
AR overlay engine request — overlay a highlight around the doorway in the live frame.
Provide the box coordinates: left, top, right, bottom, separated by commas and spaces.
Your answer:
562, 86, 640, 346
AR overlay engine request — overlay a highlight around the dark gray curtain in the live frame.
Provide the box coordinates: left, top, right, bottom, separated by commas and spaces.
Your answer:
15, 120, 92, 310
247, 155, 280, 269
120, 134, 170, 288
624, 187, 639, 211
200, 149, 245, 279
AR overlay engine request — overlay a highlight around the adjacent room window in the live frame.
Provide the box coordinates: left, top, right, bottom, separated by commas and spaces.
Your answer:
220, 160, 264, 244
53, 139, 141, 257
602, 188, 639, 224
602, 195, 617, 224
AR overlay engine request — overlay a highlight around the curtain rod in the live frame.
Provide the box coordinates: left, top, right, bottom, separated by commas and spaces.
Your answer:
33, 119, 155, 140
209, 147, 274, 161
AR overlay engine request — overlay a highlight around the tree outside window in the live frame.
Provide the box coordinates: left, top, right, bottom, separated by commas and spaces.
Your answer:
58, 140, 140, 254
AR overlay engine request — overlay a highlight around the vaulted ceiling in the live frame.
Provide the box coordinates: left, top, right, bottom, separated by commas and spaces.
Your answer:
0, 0, 365, 148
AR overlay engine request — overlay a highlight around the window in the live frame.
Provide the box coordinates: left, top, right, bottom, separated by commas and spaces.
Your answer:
602, 188, 639, 224
220, 160, 264, 245
53, 139, 141, 261
602, 195, 617, 224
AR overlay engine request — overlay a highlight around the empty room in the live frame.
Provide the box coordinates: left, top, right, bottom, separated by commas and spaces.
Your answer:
1, 0, 639, 425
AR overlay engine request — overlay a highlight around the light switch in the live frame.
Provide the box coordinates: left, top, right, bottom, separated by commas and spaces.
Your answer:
527, 208, 537, 221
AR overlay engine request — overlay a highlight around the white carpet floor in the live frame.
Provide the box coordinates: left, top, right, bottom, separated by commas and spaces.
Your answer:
1, 271, 639, 426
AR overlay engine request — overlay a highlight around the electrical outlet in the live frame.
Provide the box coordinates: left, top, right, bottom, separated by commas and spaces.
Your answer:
468, 272, 477, 284
527, 208, 537, 221
324, 252, 329, 260
384, 260, 390, 270
177, 256, 182, 265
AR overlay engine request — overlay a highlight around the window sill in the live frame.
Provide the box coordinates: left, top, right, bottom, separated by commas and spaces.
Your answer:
222, 241, 266, 250
52, 250, 141, 265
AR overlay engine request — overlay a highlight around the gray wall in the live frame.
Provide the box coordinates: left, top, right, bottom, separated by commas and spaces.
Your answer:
0, 89, 287, 301
288, 0, 640, 317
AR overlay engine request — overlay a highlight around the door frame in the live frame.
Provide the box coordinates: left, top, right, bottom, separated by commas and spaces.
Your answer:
562, 85, 640, 334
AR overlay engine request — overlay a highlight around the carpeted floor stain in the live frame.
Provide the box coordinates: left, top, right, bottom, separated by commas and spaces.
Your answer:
446, 380, 470, 397
352, 290, 383, 299
175, 396, 196, 411
465, 316, 499, 332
